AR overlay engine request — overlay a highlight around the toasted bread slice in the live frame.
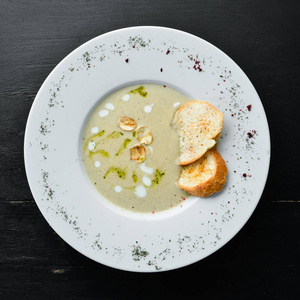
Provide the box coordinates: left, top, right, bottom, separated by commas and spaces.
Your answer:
174, 100, 223, 165
178, 148, 227, 197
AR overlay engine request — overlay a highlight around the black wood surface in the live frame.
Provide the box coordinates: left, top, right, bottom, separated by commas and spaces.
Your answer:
1, 0, 299, 299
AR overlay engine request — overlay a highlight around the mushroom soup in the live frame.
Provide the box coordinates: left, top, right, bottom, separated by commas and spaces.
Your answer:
82, 84, 190, 213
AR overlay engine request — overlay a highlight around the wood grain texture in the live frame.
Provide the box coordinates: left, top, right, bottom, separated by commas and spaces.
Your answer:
0, 0, 299, 299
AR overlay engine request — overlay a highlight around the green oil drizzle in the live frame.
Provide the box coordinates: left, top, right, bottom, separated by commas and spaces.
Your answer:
130, 86, 147, 97
123, 186, 135, 190
152, 169, 165, 186
89, 149, 109, 159
84, 130, 105, 151
132, 131, 137, 138
139, 156, 145, 163
132, 171, 138, 183
104, 131, 124, 140
115, 138, 132, 157
103, 167, 127, 179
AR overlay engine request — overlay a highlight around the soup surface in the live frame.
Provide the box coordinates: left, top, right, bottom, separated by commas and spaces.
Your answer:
82, 84, 190, 213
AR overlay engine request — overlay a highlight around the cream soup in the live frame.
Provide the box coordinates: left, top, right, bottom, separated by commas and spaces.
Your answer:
82, 84, 190, 213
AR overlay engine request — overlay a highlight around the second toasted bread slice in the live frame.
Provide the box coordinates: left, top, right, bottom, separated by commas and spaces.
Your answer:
174, 100, 223, 165
178, 148, 227, 197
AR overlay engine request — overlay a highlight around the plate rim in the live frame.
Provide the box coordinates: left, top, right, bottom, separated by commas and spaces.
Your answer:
24, 26, 271, 272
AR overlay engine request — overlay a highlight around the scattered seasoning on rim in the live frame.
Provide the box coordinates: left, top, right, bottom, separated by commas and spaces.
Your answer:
125, 58, 129, 63
39, 123, 50, 135
128, 36, 151, 49
193, 59, 202, 72
92, 233, 102, 250
242, 173, 252, 178
131, 244, 149, 261
245, 130, 258, 148
247, 132, 254, 138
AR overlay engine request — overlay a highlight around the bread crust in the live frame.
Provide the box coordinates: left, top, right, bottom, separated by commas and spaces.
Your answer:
174, 100, 224, 166
176, 100, 217, 115
178, 148, 227, 197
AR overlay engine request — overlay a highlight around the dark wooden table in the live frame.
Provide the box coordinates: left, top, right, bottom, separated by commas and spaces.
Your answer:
1, 0, 299, 299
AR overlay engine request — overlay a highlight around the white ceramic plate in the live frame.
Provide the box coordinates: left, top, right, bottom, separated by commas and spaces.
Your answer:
24, 26, 270, 272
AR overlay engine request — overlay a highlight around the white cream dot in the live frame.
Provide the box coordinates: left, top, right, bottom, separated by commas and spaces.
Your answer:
142, 175, 152, 187
148, 146, 153, 154
99, 110, 109, 117
144, 103, 154, 113
140, 163, 154, 175
173, 102, 180, 108
94, 161, 101, 167
91, 127, 99, 134
88, 142, 95, 150
114, 186, 122, 193
134, 185, 147, 198
105, 103, 115, 110
122, 94, 130, 101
